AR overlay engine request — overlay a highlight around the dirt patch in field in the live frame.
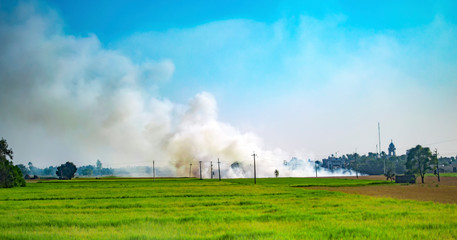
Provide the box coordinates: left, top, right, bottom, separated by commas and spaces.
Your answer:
306, 176, 457, 204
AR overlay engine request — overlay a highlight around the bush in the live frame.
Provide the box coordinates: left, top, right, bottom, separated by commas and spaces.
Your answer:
56, 162, 77, 180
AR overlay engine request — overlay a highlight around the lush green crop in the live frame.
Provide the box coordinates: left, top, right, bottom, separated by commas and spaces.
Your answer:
426, 172, 457, 177
0, 177, 456, 239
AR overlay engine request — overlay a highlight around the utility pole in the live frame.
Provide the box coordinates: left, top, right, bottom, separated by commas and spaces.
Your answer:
210, 161, 213, 179
199, 161, 202, 180
355, 149, 358, 179
217, 158, 221, 181
153, 160, 155, 182
378, 122, 381, 155
252, 152, 257, 184
60, 164, 63, 180
435, 149, 440, 182
315, 162, 318, 178
378, 122, 384, 174
189, 163, 192, 178
376, 144, 378, 157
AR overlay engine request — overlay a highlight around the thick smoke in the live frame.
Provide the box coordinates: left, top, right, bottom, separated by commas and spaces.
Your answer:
0, 4, 353, 177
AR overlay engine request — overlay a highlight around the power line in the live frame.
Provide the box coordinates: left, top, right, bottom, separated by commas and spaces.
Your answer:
396, 138, 457, 153
437, 151, 457, 155
423, 138, 457, 146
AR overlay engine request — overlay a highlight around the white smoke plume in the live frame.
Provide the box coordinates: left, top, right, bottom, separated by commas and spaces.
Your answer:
0, 3, 353, 178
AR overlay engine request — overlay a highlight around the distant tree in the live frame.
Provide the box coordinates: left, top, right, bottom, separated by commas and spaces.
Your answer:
0, 138, 26, 188
96, 160, 102, 170
145, 166, 152, 175
81, 167, 93, 176
346, 154, 360, 178
383, 157, 397, 182
27, 162, 43, 176
356, 154, 384, 175
100, 167, 113, 176
406, 145, 432, 184
78, 165, 95, 176
56, 162, 77, 180
0, 138, 13, 159
16, 164, 29, 177
384, 168, 395, 182
43, 166, 57, 176
274, 169, 279, 178
393, 155, 407, 175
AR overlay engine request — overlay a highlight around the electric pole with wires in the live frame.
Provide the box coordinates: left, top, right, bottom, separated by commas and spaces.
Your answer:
199, 161, 202, 180
252, 152, 257, 184
217, 158, 221, 181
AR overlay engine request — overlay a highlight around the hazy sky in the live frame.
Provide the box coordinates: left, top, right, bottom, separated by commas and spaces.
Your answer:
0, 0, 456, 169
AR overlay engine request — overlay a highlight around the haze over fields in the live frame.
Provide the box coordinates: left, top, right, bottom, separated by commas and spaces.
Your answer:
0, 1, 456, 176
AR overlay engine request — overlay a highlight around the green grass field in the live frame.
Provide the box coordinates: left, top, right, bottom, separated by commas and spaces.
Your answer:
426, 172, 457, 177
0, 178, 456, 239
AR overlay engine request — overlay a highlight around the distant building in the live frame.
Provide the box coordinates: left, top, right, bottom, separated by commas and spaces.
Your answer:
388, 140, 396, 156
322, 155, 345, 169
442, 161, 457, 173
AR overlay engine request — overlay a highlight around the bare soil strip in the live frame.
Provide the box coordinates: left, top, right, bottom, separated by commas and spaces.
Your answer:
306, 176, 457, 204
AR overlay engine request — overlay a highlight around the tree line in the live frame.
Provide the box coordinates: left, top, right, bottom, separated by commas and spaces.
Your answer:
18, 159, 114, 179
322, 145, 453, 183
0, 138, 115, 188
2, 135, 455, 188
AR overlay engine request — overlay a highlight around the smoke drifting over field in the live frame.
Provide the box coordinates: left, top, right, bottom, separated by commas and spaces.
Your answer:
0, 4, 354, 177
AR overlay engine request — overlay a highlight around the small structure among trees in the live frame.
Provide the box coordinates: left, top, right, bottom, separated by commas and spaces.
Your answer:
395, 175, 416, 184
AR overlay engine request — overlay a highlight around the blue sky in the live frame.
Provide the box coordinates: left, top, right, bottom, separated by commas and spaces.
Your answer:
0, 0, 456, 168
44, 0, 457, 41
